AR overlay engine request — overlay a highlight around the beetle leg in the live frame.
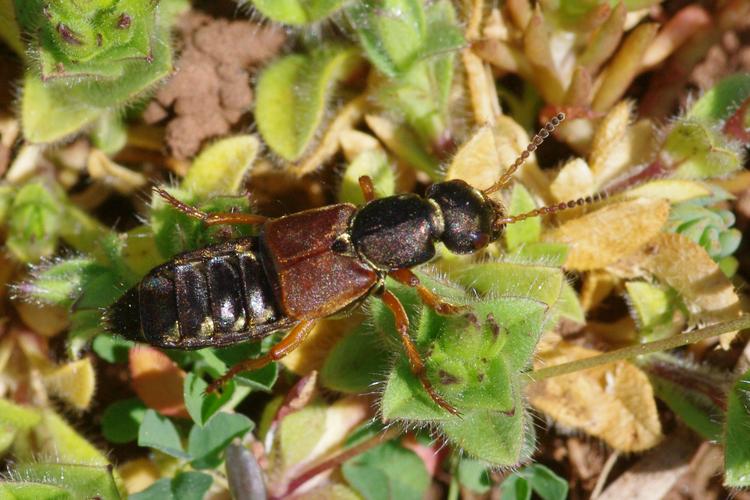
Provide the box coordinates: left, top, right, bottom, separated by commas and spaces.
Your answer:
381, 290, 461, 417
358, 175, 376, 203
389, 269, 468, 316
154, 187, 268, 226
205, 320, 316, 394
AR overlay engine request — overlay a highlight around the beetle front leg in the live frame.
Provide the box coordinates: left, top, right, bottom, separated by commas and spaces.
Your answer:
154, 187, 268, 226
380, 290, 461, 417
205, 320, 316, 394
389, 269, 468, 316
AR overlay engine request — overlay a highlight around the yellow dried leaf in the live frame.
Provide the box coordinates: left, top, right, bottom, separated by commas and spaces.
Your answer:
592, 23, 659, 112
43, 358, 96, 411
589, 101, 631, 183
281, 315, 364, 376
545, 198, 670, 271
292, 96, 366, 176
15, 301, 69, 338
462, 50, 501, 126
623, 180, 711, 203
611, 233, 741, 348
528, 342, 662, 452
446, 126, 499, 190
494, 116, 552, 202
339, 129, 382, 162
87, 149, 147, 194
550, 158, 594, 203
580, 270, 618, 312
119, 458, 160, 495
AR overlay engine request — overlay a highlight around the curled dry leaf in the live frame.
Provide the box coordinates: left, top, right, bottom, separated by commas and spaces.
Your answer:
623, 180, 711, 203
545, 198, 670, 271
610, 233, 741, 348
462, 50, 501, 126
528, 341, 662, 452
129, 345, 189, 419
42, 358, 95, 411
580, 269, 617, 312
446, 116, 550, 202
292, 96, 367, 176
550, 157, 594, 203
87, 149, 147, 195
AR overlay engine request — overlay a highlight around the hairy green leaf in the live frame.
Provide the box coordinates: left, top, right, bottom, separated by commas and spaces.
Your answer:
256, 46, 363, 161
724, 368, 750, 487
250, 0, 348, 25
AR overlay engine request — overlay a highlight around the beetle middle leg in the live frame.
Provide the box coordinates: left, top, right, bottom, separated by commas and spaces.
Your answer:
381, 290, 461, 416
154, 187, 268, 226
205, 320, 316, 394
358, 175, 376, 202
389, 269, 468, 316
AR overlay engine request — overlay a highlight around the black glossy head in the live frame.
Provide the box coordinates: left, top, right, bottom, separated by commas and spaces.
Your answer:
349, 194, 444, 271
426, 179, 503, 254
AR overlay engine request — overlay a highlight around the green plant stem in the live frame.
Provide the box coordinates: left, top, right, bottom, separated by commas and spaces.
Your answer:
529, 315, 750, 382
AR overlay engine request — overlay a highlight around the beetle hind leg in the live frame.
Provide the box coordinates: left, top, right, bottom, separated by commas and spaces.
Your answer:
381, 290, 461, 417
205, 320, 316, 394
154, 187, 268, 226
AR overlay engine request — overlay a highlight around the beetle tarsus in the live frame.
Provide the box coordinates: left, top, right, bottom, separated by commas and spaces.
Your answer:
381, 290, 461, 417
153, 186, 268, 226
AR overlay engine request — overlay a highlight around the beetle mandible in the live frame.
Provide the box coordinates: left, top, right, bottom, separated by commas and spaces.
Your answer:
104, 113, 605, 416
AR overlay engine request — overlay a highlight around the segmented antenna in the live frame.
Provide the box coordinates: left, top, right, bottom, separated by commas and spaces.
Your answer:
483, 112, 566, 196
494, 191, 608, 230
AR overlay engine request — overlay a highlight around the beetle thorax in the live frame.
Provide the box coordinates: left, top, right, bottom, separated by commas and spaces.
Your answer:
348, 194, 444, 271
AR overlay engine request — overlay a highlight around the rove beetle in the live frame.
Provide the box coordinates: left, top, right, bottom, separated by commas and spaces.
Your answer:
104, 113, 605, 416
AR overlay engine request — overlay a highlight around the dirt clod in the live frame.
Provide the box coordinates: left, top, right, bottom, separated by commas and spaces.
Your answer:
144, 11, 285, 159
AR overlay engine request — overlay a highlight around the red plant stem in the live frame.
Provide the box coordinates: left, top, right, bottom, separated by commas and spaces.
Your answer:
279, 427, 402, 498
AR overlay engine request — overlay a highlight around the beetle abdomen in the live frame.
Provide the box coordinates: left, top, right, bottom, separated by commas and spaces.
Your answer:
104, 238, 294, 349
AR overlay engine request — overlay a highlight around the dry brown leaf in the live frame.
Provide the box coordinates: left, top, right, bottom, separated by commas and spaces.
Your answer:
610, 233, 741, 347
598, 428, 700, 500
129, 346, 188, 418
545, 198, 670, 271
528, 341, 662, 452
